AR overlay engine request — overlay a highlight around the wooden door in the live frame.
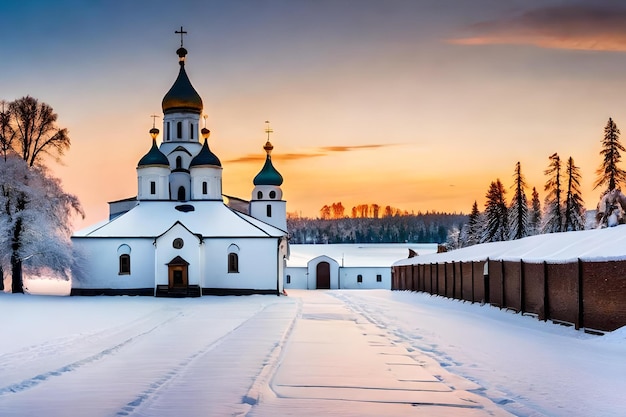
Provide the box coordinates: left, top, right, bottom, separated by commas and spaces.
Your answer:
316, 262, 330, 289
168, 265, 188, 289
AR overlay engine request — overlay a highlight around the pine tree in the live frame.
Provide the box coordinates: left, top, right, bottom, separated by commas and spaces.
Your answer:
529, 187, 542, 235
467, 200, 482, 246
543, 153, 563, 233
563, 157, 586, 231
481, 179, 509, 243
508, 161, 529, 240
594, 117, 626, 192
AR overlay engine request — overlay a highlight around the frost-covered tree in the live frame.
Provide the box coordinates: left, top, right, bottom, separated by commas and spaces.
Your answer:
461, 200, 482, 247
564, 157, 586, 231
481, 179, 509, 243
543, 153, 563, 233
0, 100, 15, 161
508, 162, 529, 240
7, 96, 70, 167
0, 156, 83, 293
529, 187, 542, 235
595, 117, 626, 193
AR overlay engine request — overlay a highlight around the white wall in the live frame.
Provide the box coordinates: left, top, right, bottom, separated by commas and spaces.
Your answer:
339, 267, 390, 289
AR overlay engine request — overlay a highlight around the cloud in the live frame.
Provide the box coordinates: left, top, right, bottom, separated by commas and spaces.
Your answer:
226, 144, 392, 163
448, 5, 626, 52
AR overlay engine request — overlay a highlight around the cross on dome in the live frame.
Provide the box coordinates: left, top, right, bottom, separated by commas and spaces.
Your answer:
175, 26, 187, 47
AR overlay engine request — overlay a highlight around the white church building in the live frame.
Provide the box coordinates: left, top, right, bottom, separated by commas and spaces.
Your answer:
71, 38, 288, 296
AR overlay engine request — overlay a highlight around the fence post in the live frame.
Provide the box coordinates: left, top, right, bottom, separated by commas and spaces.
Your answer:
543, 261, 549, 322
520, 259, 525, 314
577, 258, 584, 330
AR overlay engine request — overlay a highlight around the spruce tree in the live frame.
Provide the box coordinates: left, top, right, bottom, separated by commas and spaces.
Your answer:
543, 153, 563, 233
508, 161, 529, 240
529, 187, 542, 235
481, 179, 509, 243
595, 117, 626, 192
564, 157, 586, 231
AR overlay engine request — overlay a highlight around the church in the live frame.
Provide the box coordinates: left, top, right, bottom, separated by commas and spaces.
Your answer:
71, 35, 289, 296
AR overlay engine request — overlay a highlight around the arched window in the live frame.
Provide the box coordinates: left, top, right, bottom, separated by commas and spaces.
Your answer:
357, 274, 363, 283
177, 186, 185, 201
257, 191, 263, 199
177, 121, 182, 139
176, 156, 182, 169
117, 244, 131, 275
228, 253, 239, 273
266, 204, 272, 217
202, 181, 208, 194
228, 244, 240, 273
190, 122, 194, 139
269, 190, 276, 199
166, 122, 170, 141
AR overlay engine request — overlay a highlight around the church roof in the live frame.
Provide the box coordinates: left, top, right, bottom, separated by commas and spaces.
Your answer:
190, 138, 221, 167
161, 47, 203, 115
253, 140, 283, 186
138, 139, 169, 167
73, 201, 286, 238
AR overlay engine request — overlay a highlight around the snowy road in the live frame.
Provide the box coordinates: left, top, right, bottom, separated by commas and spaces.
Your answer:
2, 290, 622, 416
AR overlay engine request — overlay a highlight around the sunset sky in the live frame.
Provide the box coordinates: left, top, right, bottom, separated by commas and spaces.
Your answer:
3, 0, 626, 228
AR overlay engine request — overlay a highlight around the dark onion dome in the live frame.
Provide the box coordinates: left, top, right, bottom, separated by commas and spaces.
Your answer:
138, 139, 169, 167
190, 138, 221, 167
161, 47, 203, 114
253, 141, 283, 186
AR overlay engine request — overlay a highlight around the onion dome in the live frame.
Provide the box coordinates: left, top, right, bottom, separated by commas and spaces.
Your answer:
161, 47, 203, 115
190, 128, 221, 167
138, 128, 169, 167
253, 141, 283, 186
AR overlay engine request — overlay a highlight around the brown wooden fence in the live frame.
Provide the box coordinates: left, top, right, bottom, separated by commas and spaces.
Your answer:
392, 259, 626, 332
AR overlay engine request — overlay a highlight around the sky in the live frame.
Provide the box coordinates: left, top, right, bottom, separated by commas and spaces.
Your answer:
3, 0, 626, 228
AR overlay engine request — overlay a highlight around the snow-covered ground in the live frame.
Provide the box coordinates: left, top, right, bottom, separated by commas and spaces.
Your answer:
1, 289, 624, 416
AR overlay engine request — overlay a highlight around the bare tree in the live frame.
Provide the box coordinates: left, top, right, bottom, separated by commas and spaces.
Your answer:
8, 96, 70, 167
0, 100, 15, 161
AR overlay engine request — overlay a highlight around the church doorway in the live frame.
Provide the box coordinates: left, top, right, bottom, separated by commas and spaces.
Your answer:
167, 256, 189, 290
316, 261, 330, 289
177, 186, 186, 201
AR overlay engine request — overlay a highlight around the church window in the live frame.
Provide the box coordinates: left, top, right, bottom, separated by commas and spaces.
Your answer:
150, 181, 156, 195
202, 181, 208, 194
376, 274, 382, 282
228, 253, 239, 273
173, 238, 184, 249
266, 204, 272, 217
269, 190, 276, 199
227, 244, 240, 273
177, 121, 182, 139
176, 156, 182, 169
286, 274, 291, 284
190, 122, 194, 139
119, 254, 131, 275
357, 274, 363, 283
177, 186, 185, 201
166, 122, 170, 141
257, 191, 263, 199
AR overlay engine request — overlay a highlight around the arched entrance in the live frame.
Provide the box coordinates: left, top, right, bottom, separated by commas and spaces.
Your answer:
316, 261, 330, 289
177, 186, 186, 201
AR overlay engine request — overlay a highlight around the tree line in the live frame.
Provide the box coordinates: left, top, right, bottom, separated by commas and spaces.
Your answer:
0, 97, 83, 293
288, 210, 466, 244
447, 117, 624, 249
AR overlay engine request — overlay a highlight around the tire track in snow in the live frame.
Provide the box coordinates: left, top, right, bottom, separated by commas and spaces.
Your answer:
115, 300, 301, 417
0, 311, 184, 397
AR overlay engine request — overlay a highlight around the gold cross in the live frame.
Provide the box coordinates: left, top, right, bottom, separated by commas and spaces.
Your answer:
175, 26, 187, 47
264, 120, 274, 140
150, 114, 159, 128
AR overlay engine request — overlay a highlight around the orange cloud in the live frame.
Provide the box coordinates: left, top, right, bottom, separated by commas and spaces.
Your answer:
448, 5, 626, 52
226, 144, 392, 163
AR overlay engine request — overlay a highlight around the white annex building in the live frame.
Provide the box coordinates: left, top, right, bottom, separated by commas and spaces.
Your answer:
72, 37, 288, 296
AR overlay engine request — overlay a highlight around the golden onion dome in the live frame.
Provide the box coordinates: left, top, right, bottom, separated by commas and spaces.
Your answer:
161, 47, 203, 115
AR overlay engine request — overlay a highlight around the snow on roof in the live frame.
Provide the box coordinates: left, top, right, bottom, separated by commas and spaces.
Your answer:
287, 243, 438, 268
73, 201, 286, 238
393, 225, 626, 266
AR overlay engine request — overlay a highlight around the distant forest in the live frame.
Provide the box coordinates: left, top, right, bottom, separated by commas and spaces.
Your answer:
287, 203, 467, 244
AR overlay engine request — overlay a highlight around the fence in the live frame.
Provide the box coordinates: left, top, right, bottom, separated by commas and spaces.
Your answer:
392, 259, 626, 332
